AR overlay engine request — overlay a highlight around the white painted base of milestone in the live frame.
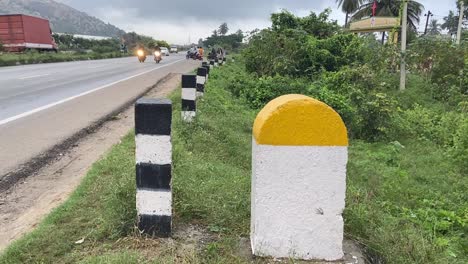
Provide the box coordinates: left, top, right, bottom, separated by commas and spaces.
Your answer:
136, 190, 172, 215
182, 111, 196, 122
136, 135, 172, 164
251, 139, 347, 261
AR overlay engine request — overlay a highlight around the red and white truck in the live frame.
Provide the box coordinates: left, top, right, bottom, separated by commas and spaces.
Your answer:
0, 14, 58, 52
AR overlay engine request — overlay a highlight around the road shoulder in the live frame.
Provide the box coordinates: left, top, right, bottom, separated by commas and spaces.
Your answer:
0, 73, 182, 251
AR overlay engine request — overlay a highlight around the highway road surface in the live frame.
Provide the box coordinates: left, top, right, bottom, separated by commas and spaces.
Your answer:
0, 53, 198, 180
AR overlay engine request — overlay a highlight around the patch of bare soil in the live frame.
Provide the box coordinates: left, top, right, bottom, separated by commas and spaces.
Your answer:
0, 73, 182, 251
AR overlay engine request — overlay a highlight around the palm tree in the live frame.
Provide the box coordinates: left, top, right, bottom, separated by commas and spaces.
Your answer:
442, 10, 459, 36
336, 0, 362, 27
427, 19, 441, 35
352, 0, 425, 30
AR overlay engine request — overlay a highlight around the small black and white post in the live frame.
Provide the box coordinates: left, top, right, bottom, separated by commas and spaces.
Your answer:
203, 65, 210, 81
202, 62, 210, 80
209, 60, 215, 69
181, 74, 197, 122
135, 98, 173, 237
196, 67, 207, 98
223, 57, 227, 64
214, 59, 219, 67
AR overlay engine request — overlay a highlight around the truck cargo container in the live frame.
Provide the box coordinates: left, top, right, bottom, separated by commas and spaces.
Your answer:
0, 14, 58, 52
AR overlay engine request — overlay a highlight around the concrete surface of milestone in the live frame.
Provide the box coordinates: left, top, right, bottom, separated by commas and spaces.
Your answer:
0, 54, 199, 179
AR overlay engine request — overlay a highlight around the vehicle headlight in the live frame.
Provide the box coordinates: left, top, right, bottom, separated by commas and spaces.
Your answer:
155, 51, 161, 56
137, 50, 144, 56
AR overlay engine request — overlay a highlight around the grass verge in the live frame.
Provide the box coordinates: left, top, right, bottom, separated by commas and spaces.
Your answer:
0, 61, 466, 263
0, 52, 129, 67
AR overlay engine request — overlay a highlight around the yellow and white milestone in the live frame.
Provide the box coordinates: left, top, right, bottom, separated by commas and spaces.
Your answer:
251, 94, 348, 261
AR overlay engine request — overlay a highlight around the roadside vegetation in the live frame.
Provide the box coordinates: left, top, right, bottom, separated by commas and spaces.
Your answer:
224, 8, 467, 263
0, 50, 127, 67
0, 32, 171, 67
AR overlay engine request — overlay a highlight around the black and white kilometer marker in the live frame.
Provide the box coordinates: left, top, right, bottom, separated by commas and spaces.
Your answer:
202, 62, 210, 80
203, 65, 210, 81
181, 74, 197, 122
196, 67, 207, 97
135, 98, 173, 237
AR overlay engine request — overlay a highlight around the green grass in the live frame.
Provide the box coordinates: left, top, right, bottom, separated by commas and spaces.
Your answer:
0, 61, 466, 263
0, 51, 129, 67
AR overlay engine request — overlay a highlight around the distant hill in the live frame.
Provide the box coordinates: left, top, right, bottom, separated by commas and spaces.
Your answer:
0, 0, 125, 37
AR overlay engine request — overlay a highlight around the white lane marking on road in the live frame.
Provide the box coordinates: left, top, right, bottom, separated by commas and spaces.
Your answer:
88, 65, 106, 69
0, 58, 185, 126
18, 74, 51, 80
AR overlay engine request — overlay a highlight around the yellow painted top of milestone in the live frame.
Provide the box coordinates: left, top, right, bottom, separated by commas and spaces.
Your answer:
253, 94, 348, 146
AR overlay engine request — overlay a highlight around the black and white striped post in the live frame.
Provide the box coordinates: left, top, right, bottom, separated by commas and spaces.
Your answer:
223, 57, 227, 64
196, 67, 207, 98
181, 74, 197, 122
202, 62, 210, 80
135, 98, 173, 237
203, 65, 210, 81
209, 60, 215, 69
214, 58, 219, 67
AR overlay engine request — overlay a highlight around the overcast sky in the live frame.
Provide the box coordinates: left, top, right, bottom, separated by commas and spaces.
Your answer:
57, 0, 460, 44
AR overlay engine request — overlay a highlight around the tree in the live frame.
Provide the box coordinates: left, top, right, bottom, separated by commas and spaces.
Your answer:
353, 0, 424, 30
218, 23, 229, 36
203, 28, 244, 50
271, 9, 339, 38
271, 10, 299, 31
335, 0, 362, 27
442, 10, 459, 35
427, 19, 441, 35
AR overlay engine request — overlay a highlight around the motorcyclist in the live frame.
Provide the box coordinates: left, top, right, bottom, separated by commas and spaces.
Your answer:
217, 48, 224, 60
209, 47, 217, 60
198, 46, 204, 57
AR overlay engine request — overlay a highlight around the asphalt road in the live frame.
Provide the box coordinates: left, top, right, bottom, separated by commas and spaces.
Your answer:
0, 53, 198, 179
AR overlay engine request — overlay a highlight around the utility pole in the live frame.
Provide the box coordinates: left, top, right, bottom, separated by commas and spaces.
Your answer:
456, 1, 465, 45
424, 11, 433, 34
400, 0, 408, 91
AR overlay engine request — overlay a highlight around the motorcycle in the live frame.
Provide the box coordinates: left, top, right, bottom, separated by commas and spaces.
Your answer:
137, 49, 146, 63
186, 50, 203, 61
154, 50, 162, 64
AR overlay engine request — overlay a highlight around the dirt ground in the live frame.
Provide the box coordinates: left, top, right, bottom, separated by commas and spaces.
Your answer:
0, 73, 182, 251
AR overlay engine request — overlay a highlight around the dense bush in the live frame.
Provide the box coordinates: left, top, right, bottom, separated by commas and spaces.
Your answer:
214, 7, 468, 262
244, 30, 366, 77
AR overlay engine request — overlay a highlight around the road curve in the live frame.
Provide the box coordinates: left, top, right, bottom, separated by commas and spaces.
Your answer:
0, 53, 199, 179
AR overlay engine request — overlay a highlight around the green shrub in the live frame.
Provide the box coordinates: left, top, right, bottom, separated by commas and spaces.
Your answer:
452, 117, 468, 173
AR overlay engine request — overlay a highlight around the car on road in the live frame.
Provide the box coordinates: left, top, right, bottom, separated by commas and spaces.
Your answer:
161, 47, 170, 56
170, 45, 178, 53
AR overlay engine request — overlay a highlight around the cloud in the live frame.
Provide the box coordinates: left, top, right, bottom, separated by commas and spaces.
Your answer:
57, 0, 336, 43
60, 0, 329, 22
55, 0, 456, 44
